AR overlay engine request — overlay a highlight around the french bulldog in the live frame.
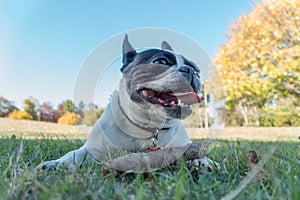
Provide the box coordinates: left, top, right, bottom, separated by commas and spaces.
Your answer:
40, 35, 213, 172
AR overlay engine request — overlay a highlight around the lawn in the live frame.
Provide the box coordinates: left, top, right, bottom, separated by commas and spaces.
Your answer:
0, 119, 299, 199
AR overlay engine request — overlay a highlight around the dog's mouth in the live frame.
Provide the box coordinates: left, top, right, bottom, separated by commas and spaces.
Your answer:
138, 88, 201, 108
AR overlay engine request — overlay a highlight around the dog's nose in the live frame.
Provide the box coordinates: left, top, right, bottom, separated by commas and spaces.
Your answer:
178, 65, 190, 74
178, 65, 201, 93
178, 65, 194, 84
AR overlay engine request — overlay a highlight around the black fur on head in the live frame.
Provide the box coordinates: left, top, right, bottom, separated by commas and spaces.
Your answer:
121, 35, 174, 73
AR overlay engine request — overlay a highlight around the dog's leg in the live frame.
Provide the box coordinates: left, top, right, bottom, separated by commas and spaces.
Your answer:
187, 157, 220, 173
39, 145, 89, 171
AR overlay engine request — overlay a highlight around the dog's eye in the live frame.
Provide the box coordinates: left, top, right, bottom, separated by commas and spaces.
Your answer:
153, 58, 169, 65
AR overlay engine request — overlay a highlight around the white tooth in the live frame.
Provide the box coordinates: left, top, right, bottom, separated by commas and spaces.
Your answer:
141, 90, 148, 97
178, 99, 182, 106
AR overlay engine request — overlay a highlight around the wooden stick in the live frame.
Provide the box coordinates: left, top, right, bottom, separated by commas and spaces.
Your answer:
102, 141, 212, 174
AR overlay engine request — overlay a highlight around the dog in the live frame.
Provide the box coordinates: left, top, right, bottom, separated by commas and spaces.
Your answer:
40, 35, 213, 172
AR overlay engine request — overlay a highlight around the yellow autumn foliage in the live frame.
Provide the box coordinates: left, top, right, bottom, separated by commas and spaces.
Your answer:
215, 0, 300, 109
57, 112, 81, 125
8, 110, 33, 120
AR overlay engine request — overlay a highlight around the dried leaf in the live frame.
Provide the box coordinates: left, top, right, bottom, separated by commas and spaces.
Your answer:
248, 150, 267, 181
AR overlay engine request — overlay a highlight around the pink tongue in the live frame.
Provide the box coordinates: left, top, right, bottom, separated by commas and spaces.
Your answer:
173, 92, 201, 105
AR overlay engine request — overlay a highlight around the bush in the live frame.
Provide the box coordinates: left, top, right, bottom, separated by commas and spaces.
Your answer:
259, 113, 274, 127
273, 112, 291, 127
224, 109, 244, 127
57, 112, 81, 125
82, 108, 105, 127
290, 113, 300, 126
8, 110, 33, 120
259, 106, 298, 127
182, 106, 207, 128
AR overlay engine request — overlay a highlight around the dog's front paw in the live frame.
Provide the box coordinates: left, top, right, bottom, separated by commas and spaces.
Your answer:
38, 146, 88, 171
187, 157, 220, 173
38, 158, 77, 171
38, 160, 60, 171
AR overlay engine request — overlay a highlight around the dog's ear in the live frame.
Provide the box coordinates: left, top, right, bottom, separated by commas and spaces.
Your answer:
121, 34, 137, 72
161, 41, 173, 51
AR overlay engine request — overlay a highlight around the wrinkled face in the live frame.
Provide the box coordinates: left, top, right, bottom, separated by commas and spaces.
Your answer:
121, 36, 202, 119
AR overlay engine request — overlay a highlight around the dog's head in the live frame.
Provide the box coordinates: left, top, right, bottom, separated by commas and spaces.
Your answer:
120, 35, 201, 120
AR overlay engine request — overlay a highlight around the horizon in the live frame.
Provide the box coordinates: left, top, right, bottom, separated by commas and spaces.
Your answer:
0, 0, 255, 109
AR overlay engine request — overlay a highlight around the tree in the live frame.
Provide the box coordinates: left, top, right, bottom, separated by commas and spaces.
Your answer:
39, 102, 55, 122
53, 102, 65, 122
57, 112, 81, 125
63, 100, 75, 113
53, 100, 78, 122
24, 97, 39, 120
214, 0, 300, 125
77, 101, 86, 118
8, 110, 32, 120
0, 96, 18, 117
82, 103, 105, 127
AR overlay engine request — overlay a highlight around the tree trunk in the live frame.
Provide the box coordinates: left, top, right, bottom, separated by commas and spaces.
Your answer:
237, 101, 249, 126
204, 87, 209, 129
253, 106, 260, 126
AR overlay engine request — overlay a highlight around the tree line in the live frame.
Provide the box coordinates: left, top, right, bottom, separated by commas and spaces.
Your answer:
0, 96, 104, 127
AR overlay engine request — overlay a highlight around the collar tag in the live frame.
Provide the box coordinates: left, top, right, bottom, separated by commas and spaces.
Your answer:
152, 129, 159, 147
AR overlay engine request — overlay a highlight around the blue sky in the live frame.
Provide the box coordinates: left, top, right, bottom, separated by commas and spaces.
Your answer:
0, 0, 255, 108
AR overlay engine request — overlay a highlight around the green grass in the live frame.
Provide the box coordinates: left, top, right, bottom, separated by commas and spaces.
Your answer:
0, 136, 299, 200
